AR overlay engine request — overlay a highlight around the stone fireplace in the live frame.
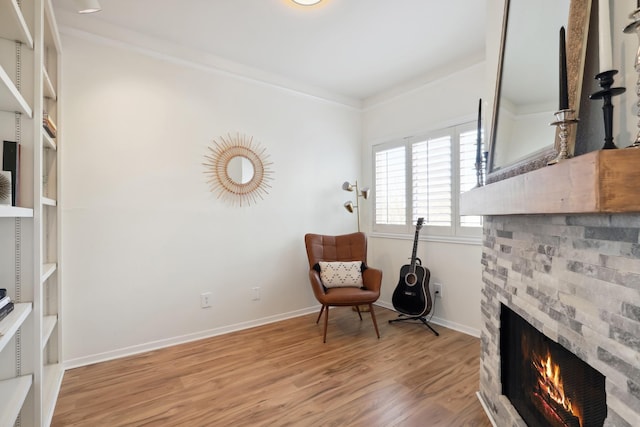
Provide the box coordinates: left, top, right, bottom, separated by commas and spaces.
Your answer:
479, 214, 640, 426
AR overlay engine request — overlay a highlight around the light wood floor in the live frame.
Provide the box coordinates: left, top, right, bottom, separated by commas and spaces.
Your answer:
52, 307, 491, 427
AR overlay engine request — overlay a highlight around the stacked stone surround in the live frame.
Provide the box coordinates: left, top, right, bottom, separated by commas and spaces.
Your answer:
480, 214, 640, 427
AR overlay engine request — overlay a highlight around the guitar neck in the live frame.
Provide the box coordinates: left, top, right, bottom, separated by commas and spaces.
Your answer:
410, 229, 420, 267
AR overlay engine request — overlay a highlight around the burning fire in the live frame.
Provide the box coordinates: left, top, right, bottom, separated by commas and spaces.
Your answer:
532, 352, 583, 427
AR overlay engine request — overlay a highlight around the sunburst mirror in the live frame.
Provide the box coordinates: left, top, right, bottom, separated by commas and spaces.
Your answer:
203, 133, 274, 206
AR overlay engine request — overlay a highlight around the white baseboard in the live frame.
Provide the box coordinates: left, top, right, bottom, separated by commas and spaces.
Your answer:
476, 391, 498, 427
376, 300, 481, 338
65, 301, 480, 369
64, 306, 320, 370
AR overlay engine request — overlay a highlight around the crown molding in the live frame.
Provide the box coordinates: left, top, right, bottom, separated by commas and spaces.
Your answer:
55, 9, 362, 110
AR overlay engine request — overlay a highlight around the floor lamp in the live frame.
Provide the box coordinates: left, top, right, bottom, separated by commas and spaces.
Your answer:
342, 180, 370, 232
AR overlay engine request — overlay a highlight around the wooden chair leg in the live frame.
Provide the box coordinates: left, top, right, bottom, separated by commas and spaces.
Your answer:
369, 304, 380, 339
316, 305, 325, 324
323, 305, 329, 343
355, 305, 363, 320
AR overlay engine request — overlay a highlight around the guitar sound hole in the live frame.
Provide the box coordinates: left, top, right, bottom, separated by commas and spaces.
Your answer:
405, 273, 417, 286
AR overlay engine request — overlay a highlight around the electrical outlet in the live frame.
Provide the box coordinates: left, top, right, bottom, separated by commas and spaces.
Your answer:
200, 292, 212, 308
433, 283, 442, 298
252, 286, 260, 301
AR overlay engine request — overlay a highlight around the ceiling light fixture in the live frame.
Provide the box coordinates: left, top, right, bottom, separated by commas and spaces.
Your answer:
75, 0, 102, 14
292, 0, 322, 5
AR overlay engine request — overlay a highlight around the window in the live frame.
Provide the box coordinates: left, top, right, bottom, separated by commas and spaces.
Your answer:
373, 122, 483, 238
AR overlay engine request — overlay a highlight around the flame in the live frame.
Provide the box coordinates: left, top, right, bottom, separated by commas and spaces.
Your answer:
532, 352, 583, 426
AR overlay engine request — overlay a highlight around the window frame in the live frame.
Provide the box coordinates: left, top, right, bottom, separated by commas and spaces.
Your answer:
371, 121, 482, 240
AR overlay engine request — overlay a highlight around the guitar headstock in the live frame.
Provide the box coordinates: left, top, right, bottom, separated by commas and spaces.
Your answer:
416, 217, 424, 230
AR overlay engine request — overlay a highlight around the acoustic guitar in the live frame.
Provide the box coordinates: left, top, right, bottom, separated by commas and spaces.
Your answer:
391, 217, 432, 317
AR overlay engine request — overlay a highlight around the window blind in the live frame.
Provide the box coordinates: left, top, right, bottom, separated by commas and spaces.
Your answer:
374, 146, 406, 225
412, 136, 452, 226
459, 130, 483, 227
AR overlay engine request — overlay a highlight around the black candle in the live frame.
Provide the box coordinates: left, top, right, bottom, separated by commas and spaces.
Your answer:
559, 26, 569, 110
476, 98, 482, 164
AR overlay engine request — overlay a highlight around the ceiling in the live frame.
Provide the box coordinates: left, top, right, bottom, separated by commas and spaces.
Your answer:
52, 0, 486, 104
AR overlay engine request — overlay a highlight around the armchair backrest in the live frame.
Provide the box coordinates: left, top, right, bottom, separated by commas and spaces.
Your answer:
304, 232, 367, 268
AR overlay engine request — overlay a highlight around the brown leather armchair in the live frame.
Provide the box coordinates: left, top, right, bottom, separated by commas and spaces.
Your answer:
304, 232, 382, 342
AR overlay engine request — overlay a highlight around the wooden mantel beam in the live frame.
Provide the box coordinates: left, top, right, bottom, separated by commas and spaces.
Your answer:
460, 149, 640, 216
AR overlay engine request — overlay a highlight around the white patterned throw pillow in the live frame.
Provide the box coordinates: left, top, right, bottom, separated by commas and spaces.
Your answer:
318, 261, 363, 288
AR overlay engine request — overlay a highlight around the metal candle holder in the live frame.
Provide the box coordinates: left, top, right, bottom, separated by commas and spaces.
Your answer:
589, 70, 626, 149
624, 7, 640, 148
475, 157, 484, 187
548, 109, 579, 165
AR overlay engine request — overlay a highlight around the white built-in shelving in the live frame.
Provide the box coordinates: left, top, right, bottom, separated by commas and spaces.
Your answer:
0, 0, 64, 425
0, 0, 34, 48
0, 375, 33, 427
43, 129, 56, 150
0, 303, 32, 352
43, 67, 55, 100
38, 1, 63, 426
42, 196, 56, 206
41, 262, 56, 282
0, 65, 32, 117
0, 205, 33, 217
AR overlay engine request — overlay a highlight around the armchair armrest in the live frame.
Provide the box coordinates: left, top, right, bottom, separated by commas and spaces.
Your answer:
362, 267, 383, 293
308, 270, 327, 300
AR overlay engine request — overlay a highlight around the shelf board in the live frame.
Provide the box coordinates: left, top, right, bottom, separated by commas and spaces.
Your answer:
0, 302, 32, 353
0, 0, 34, 48
0, 375, 32, 427
460, 149, 640, 216
42, 197, 57, 206
0, 64, 32, 117
43, 130, 57, 150
42, 314, 57, 349
43, 67, 57, 100
41, 262, 57, 282
43, 363, 64, 426
0, 206, 33, 217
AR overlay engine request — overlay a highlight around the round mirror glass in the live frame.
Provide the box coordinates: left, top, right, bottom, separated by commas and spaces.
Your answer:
226, 156, 255, 185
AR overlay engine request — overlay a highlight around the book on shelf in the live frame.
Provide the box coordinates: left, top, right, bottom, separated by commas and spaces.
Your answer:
2, 141, 20, 206
0, 295, 10, 310
0, 301, 14, 322
43, 112, 57, 138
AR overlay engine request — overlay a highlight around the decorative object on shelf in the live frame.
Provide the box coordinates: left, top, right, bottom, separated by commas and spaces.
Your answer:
475, 98, 484, 187
2, 140, 19, 206
589, 70, 625, 149
589, 0, 625, 150
203, 133, 274, 206
0, 171, 12, 205
43, 112, 57, 138
342, 180, 370, 232
549, 27, 580, 165
549, 110, 580, 164
623, 3, 640, 148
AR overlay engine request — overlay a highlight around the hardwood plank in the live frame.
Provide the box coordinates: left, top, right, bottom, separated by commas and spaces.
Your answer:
52, 307, 490, 427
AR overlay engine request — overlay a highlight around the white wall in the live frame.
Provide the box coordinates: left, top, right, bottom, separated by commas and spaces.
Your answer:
61, 35, 363, 365
361, 63, 486, 335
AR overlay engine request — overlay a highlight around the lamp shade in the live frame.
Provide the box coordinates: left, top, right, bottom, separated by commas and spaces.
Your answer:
361, 187, 370, 199
75, 0, 101, 13
344, 201, 354, 213
342, 181, 355, 192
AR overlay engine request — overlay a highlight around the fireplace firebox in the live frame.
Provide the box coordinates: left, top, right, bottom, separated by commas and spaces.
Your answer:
500, 305, 607, 427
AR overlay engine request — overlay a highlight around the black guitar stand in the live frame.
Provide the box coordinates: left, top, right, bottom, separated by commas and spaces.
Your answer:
388, 314, 439, 336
